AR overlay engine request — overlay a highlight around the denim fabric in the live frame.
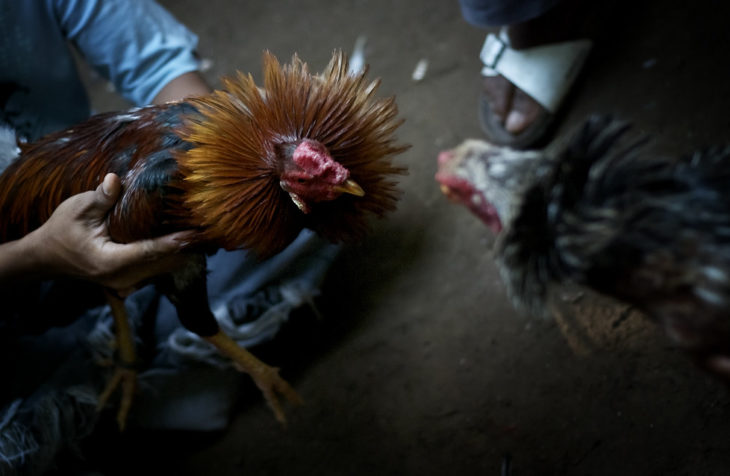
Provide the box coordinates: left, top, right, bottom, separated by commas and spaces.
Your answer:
0, 0, 200, 140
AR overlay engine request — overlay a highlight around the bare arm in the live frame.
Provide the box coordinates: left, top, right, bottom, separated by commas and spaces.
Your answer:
152, 71, 212, 104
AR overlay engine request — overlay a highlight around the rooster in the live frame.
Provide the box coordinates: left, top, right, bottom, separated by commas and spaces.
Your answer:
0, 50, 408, 427
436, 116, 730, 378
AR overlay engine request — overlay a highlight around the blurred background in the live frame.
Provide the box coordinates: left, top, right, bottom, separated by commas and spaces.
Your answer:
77, 0, 730, 474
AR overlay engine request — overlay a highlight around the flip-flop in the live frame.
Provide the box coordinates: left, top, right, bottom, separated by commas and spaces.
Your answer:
478, 29, 592, 149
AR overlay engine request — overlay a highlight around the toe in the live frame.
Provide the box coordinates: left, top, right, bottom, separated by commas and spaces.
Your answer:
278, 380, 304, 406
481, 75, 515, 122
116, 371, 137, 430
254, 368, 302, 425
96, 371, 123, 411
263, 389, 287, 425
505, 88, 545, 135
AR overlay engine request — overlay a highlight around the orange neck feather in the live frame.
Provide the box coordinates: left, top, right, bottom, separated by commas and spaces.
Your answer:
177, 50, 408, 257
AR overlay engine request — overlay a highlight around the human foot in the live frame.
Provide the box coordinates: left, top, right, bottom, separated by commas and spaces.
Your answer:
481, 74, 545, 136
478, 1, 593, 148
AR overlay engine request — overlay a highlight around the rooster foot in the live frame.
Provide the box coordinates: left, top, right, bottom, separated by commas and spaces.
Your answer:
242, 362, 303, 425
249, 363, 303, 425
99, 290, 139, 430
205, 330, 303, 425
96, 365, 138, 431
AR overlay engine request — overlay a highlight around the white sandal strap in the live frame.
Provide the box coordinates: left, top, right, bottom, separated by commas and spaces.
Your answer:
480, 32, 592, 113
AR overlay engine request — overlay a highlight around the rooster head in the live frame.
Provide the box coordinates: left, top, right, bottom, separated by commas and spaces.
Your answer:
177, 50, 408, 256
278, 139, 364, 214
436, 139, 545, 234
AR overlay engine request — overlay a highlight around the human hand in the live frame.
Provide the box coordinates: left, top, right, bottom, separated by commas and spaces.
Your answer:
28, 173, 193, 295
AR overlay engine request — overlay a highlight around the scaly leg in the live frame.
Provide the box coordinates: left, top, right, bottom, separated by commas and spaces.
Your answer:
161, 254, 302, 425
96, 290, 137, 430
205, 330, 303, 424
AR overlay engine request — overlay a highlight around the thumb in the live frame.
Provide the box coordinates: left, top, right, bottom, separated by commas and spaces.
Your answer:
90, 173, 122, 214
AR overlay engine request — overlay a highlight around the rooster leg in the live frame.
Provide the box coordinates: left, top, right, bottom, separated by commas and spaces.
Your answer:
96, 290, 138, 431
161, 254, 302, 425
203, 330, 303, 424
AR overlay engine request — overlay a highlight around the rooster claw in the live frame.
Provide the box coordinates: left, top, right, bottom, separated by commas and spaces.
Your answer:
206, 330, 301, 425
247, 365, 303, 425
96, 366, 138, 431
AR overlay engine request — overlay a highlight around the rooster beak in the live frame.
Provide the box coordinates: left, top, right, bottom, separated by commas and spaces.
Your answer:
334, 179, 365, 197
439, 184, 458, 202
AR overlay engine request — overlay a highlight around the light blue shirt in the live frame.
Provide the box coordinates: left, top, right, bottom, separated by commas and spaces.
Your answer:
0, 0, 200, 140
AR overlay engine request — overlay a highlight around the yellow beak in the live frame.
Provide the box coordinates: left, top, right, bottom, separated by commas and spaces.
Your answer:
334, 179, 365, 197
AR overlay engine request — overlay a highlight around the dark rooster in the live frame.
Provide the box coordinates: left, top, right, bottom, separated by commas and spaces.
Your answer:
0, 51, 408, 427
436, 116, 730, 378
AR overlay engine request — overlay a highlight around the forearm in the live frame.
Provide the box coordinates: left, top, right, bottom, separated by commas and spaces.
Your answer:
0, 231, 46, 284
152, 71, 212, 104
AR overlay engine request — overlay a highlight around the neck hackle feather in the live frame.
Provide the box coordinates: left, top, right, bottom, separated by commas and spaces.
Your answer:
178, 50, 409, 256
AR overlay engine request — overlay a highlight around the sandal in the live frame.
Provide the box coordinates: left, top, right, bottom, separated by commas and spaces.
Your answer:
478, 28, 592, 149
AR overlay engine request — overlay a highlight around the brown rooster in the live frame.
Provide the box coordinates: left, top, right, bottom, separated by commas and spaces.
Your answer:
436, 116, 730, 379
0, 50, 408, 427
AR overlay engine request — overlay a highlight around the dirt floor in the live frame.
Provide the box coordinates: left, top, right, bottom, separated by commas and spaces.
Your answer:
77, 0, 730, 475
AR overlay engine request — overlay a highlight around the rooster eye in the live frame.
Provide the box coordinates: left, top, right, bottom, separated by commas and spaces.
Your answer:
297, 178, 307, 183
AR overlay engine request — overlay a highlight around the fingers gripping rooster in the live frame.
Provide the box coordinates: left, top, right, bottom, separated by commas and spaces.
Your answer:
0, 51, 408, 428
